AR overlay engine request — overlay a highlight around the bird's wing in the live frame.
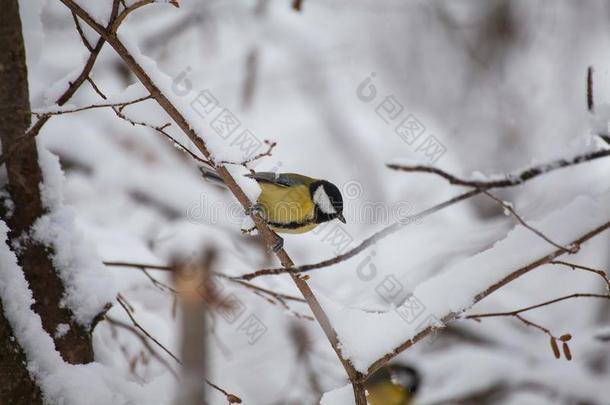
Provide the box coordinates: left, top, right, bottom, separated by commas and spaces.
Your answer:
245, 172, 310, 187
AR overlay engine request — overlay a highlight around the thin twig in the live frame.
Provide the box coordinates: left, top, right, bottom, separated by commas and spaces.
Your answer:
111, 107, 212, 166
482, 190, 578, 254
86, 76, 108, 100
466, 293, 610, 320
111, 0, 155, 33
587, 66, 594, 113
104, 261, 307, 304
550, 260, 610, 292
386, 148, 610, 189
218, 140, 277, 167
105, 315, 178, 378
32, 95, 151, 117
116, 294, 180, 363
467, 293, 610, 340
141, 268, 177, 294
71, 11, 94, 52
113, 296, 242, 403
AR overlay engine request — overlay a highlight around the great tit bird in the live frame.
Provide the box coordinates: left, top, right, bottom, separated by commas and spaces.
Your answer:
365, 364, 420, 405
245, 172, 346, 233
201, 170, 346, 249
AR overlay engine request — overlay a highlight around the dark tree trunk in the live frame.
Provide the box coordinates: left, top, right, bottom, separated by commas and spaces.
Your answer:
0, 300, 43, 404
0, 0, 94, 374
0, 2, 44, 401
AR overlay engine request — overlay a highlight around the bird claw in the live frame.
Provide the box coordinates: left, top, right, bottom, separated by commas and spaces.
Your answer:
245, 203, 264, 217
269, 235, 284, 253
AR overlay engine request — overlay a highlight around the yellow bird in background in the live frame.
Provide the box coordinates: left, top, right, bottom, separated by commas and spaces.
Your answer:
365, 364, 420, 405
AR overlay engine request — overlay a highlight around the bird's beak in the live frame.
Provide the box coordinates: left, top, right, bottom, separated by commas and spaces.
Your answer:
337, 213, 346, 223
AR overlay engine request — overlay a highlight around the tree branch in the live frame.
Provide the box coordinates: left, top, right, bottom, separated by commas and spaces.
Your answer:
386, 148, 610, 189
32, 95, 151, 117
550, 260, 610, 292
112, 294, 242, 403
104, 260, 307, 304
482, 190, 578, 254
467, 293, 610, 320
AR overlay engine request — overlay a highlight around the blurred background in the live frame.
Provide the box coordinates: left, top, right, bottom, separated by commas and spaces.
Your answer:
20, 0, 610, 403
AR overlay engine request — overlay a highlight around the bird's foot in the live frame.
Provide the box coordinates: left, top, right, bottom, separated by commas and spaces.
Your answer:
269, 233, 284, 253
245, 203, 264, 217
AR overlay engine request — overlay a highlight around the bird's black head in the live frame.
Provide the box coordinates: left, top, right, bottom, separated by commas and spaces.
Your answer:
390, 365, 420, 396
366, 364, 420, 396
310, 180, 345, 224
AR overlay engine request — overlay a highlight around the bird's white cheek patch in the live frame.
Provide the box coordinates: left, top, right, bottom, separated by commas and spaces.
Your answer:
314, 186, 336, 214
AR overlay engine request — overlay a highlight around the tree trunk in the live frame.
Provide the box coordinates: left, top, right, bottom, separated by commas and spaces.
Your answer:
0, 0, 94, 369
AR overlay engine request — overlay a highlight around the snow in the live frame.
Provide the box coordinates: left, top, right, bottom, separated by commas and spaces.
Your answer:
317, 189, 610, 373
41, 57, 88, 107
32, 148, 116, 327
117, 31, 274, 165
75, 1, 114, 27
54, 323, 70, 339
0, 221, 161, 405
320, 384, 353, 405
226, 164, 262, 203
18, 0, 45, 67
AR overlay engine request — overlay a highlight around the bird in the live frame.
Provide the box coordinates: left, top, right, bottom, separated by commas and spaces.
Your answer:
201, 170, 346, 251
365, 364, 420, 405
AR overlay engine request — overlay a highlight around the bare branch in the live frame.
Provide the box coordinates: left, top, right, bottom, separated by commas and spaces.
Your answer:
111, 106, 212, 166
112, 295, 242, 403
386, 148, 610, 189
218, 140, 277, 168
71, 11, 94, 52
466, 293, 609, 321
105, 315, 179, 378
587, 66, 594, 113
466, 292, 609, 360
111, 0, 155, 33
550, 260, 610, 292
85, 76, 108, 100
116, 294, 179, 362
32, 95, 151, 117
104, 261, 310, 314
482, 190, 578, 254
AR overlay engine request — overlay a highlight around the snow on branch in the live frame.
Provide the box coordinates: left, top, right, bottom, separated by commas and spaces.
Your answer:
386, 147, 610, 188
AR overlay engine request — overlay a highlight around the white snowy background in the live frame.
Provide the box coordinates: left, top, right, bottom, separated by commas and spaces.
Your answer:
7, 0, 610, 404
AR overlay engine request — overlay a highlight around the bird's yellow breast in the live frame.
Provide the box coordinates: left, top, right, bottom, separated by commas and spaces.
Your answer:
257, 182, 317, 234
366, 383, 411, 405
